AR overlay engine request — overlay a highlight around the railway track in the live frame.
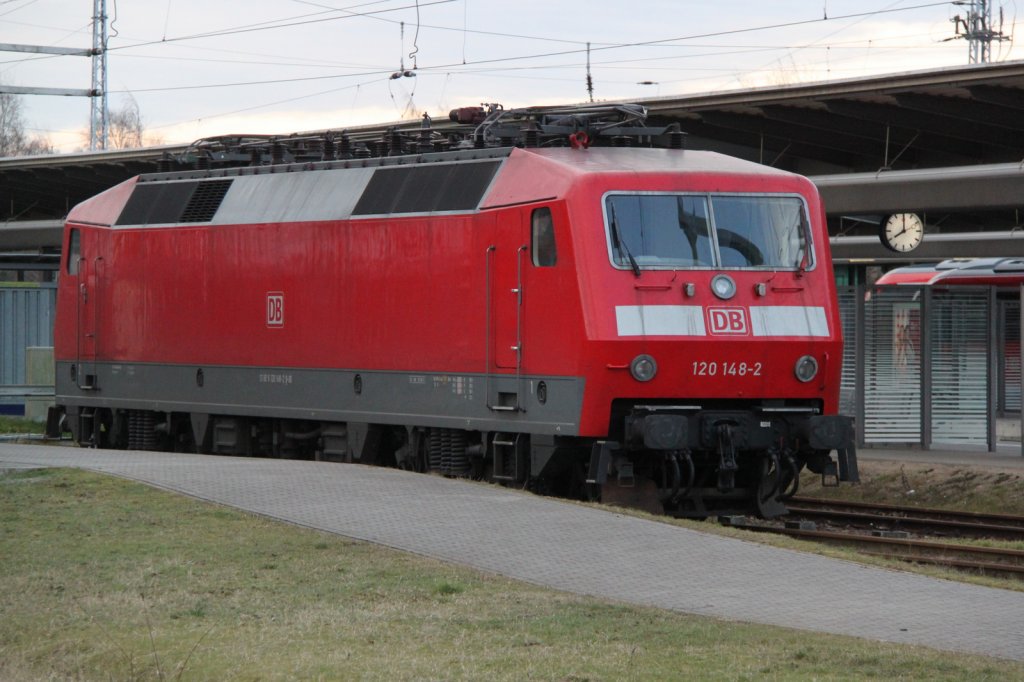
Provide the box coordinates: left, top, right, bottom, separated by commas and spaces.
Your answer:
719, 518, 1024, 578
784, 496, 1024, 541
719, 498, 1024, 579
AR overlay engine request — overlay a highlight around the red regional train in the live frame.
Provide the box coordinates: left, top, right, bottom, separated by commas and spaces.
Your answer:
52, 105, 857, 518
875, 257, 1024, 288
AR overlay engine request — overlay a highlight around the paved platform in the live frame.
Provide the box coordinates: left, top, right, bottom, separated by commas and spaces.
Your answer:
860, 445, 1024, 468
3, 443, 1023, 662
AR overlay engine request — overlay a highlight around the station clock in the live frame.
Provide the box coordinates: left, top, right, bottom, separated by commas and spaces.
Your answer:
879, 213, 924, 253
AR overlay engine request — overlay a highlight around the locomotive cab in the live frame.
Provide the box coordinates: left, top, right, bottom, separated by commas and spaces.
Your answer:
544, 149, 858, 518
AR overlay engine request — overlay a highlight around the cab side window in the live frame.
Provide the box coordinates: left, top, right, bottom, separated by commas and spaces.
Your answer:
531, 207, 557, 267
66, 229, 81, 275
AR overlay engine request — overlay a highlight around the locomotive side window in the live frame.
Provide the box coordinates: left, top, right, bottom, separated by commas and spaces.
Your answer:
531, 207, 557, 267
66, 229, 81, 275
604, 193, 810, 270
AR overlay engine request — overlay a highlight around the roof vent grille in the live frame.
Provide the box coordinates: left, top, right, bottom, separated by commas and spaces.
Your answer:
180, 179, 233, 222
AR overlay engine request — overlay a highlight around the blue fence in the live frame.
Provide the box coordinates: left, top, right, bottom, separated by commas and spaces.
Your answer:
0, 284, 57, 415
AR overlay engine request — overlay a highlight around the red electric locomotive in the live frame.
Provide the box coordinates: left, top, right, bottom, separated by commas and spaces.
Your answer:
52, 105, 857, 517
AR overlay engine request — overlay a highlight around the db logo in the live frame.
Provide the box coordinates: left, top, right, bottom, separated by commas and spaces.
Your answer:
707, 307, 748, 335
266, 292, 284, 327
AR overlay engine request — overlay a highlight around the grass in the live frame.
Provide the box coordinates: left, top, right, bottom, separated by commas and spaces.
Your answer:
0, 416, 45, 435
2, 468, 1023, 680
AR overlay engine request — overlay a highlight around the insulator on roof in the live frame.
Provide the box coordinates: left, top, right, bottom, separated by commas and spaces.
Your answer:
389, 129, 404, 157
522, 124, 540, 148
322, 133, 336, 162
418, 114, 433, 153
158, 152, 173, 173
305, 138, 322, 160
668, 124, 686, 150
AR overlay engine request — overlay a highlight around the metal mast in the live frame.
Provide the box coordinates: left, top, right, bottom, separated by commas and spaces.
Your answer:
951, 0, 1011, 64
0, 1, 104, 148
89, 0, 108, 150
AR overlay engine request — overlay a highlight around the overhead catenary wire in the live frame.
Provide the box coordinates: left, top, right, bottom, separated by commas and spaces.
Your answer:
0, 0, 40, 19
104, 0, 455, 52
408, 0, 420, 68
104, 1, 958, 96
140, 24, 971, 135
102, 28, 954, 73
1, 1, 959, 77
4, 0, 1003, 151
293, 0, 601, 46
145, 75, 382, 131
136, 35, 955, 133
751, 0, 911, 78
0, 0, 443, 69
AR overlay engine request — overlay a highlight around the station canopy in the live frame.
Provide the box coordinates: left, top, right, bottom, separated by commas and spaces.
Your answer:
4, 60, 1024, 261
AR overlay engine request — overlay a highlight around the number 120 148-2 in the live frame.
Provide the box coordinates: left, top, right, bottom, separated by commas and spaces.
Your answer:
692, 361, 763, 377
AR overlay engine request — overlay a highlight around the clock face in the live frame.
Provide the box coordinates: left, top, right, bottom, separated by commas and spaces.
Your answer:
880, 213, 924, 253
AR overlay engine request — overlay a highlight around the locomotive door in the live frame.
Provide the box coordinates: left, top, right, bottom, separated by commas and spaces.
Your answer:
489, 211, 528, 371
74, 229, 102, 389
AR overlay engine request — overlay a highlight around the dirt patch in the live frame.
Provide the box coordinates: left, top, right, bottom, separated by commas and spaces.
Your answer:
799, 460, 1024, 515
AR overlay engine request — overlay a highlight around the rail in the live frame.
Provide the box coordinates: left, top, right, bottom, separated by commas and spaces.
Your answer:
719, 517, 1024, 579
785, 496, 1024, 540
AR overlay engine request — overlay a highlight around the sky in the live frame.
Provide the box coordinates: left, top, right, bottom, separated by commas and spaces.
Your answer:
2, 0, 1023, 153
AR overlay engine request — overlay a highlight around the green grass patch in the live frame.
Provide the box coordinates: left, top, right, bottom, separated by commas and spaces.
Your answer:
0, 416, 45, 435
2, 469, 1022, 680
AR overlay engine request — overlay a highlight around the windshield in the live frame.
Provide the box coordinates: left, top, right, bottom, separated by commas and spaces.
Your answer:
605, 193, 810, 270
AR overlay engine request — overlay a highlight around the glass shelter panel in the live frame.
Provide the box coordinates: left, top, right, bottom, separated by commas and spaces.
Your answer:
930, 290, 990, 447
0, 284, 56, 386
863, 287, 922, 444
1000, 300, 1021, 414
837, 286, 858, 418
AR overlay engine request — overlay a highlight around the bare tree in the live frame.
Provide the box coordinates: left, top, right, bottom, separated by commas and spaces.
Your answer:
1, 90, 30, 156
0, 89, 54, 157
19, 136, 55, 155
108, 95, 145, 149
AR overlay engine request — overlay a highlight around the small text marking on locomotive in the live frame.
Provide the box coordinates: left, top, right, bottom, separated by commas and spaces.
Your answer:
692, 361, 763, 377
259, 372, 293, 385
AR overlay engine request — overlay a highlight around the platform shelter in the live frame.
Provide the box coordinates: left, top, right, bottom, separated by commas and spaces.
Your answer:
838, 263, 1022, 453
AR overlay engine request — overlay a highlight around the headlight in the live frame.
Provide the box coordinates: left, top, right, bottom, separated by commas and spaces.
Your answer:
630, 354, 658, 382
794, 355, 818, 383
710, 274, 736, 300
